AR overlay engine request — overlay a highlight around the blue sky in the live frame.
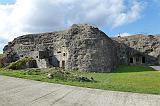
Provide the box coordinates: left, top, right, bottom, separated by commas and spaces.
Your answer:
0, 0, 16, 4
0, 0, 160, 52
103, 1, 160, 36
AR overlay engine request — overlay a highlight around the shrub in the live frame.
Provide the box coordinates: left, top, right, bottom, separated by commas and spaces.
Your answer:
77, 76, 93, 82
7, 57, 33, 70
48, 69, 96, 82
48, 70, 73, 80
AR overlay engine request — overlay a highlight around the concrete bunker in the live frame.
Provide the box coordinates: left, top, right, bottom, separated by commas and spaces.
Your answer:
3, 24, 120, 71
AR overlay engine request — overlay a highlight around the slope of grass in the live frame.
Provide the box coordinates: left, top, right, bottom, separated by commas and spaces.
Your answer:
0, 65, 160, 95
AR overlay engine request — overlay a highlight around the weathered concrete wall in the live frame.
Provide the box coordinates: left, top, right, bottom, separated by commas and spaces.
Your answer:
113, 35, 160, 65
66, 24, 117, 71
3, 24, 118, 72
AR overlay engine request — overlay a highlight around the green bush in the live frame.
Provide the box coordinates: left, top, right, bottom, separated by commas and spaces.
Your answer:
48, 70, 74, 80
7, 57, 33, 70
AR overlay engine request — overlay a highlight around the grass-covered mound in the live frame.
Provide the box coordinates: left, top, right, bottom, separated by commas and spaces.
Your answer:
6, 57, 33, 70
48, 69, 95, 82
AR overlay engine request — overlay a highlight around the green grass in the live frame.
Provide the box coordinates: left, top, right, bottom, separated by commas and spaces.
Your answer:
0, 65, 160, 95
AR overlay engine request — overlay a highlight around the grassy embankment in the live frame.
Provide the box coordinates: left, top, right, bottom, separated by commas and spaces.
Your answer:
0, 65, 160, 94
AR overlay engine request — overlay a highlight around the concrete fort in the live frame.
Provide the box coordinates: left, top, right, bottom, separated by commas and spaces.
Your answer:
3, 24, 160, 72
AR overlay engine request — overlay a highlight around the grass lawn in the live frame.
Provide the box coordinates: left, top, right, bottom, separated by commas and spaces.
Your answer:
0, 65, 160, 95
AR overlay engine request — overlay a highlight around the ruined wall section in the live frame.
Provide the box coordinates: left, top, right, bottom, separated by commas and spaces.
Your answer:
66, 24, 117, 71
113, 35, 160, 65
3, 24, 118, 71
3, 33, 67, 68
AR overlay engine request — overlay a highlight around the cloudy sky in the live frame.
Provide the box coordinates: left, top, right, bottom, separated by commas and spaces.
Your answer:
0, 0, 160, 52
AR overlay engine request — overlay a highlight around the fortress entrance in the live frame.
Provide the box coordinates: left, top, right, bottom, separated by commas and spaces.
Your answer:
129, 54, 146, 65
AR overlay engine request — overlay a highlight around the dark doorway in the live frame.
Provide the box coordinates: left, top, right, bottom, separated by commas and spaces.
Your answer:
49, 57, 52, 66
130, 58, 133, 63
39, 51, 49, 59
49, 56, 60, 67
28, 60, 37, 68
62, 61, 65, 69
142, 57, 145, 63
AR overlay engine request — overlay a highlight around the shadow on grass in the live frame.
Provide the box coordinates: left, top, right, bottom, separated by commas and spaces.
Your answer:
112, 65, 156, 73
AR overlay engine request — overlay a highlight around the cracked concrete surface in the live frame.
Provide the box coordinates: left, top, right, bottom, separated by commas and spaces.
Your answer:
0, 75, 160, 106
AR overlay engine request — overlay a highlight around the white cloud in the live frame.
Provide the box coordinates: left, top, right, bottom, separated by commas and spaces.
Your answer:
113, 32, 131, 37
0, 0, 144, 51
